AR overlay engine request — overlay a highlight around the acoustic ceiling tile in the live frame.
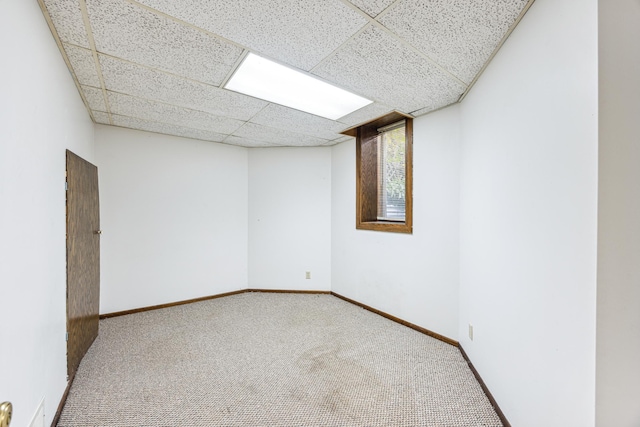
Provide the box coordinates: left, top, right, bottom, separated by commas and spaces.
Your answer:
64, 43, 101, 87
336, 101, 394, 127
313, 25, 465, 115
410, 106, 440, 117
223, 136, 277, 148
332, 135, 355, 144
42, 0, 530, 147
42, 0, 90, 48
233, 122, 329, 147
107, 92, 244, 135
81, 85, 106, 111
347, 0, 396, 17
250, 104, 346, 141
379, 0, 528, 84
92, 110, 110, 124
111, 114, 227, 142
98, 55, 268, 121
134, 0, 368, 70
321, 136, 351, 146
86, 0, 242, 85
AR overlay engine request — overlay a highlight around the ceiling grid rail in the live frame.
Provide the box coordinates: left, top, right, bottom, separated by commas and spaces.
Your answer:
38, 0, 535, 147
77, 0, 113, 125
36, 0, 98, 123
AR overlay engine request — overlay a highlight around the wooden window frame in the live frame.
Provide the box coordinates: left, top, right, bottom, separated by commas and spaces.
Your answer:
343, 112, 413, 234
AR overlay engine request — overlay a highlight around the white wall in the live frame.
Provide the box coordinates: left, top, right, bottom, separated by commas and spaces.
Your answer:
96, 126, 249, 313
0, 2, 609, 426
0, 1, 95, 426
596, 0, 640, 425
331, 106, 461, 340
248, 147, 332, 291
458, 0, 598, 425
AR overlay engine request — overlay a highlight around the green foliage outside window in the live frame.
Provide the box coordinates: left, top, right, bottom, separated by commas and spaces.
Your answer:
382, 126, 406, 202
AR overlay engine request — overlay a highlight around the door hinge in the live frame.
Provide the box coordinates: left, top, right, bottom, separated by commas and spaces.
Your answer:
65, 332, 69, 342
65, 181, 68, 191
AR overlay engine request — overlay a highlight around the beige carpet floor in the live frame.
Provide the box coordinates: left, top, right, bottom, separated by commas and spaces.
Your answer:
57, 292, 502, 426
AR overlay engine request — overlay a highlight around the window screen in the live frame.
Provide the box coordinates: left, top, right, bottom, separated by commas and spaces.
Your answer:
377, 121, 406, 221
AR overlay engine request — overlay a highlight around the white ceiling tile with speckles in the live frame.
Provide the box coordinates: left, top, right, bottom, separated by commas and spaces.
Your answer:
86, 0, 242, 86
322, 137, 350, 146
332, 135, 355, 144
111, 114, 227, 142
313, 25, 466, 115
379, 0, 529, 84
63, 43, 100, 87
336, 101, 395, 127
250, 104, 346, 141
233, 123, 329, 147
347, 0, 397, 17
133, 0, 369, 70
80, 85, 106, 111
42, 0, 532, 147
42, 0, 89, 47
98, 55, 268, 121
107, 91, 245, 135
92, 110, 110, 124
410, 106, 439, 117
223, 136, 277, 148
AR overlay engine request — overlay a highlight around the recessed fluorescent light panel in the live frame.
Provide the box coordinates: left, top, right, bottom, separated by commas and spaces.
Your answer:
225, 53, 372, 120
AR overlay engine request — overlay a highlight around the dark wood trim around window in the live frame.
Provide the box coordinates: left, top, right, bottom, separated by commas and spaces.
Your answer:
345, 111, 413, 234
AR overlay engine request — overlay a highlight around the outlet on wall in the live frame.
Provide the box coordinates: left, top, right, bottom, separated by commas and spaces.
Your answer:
305, 271, 311, 279
468, 324, 474, 341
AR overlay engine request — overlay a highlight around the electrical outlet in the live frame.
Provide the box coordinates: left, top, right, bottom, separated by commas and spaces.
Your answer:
468, 324, 474, 341
305, 271, 311, 279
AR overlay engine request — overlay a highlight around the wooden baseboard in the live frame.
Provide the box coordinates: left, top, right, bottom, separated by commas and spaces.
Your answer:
330, 291, 459, 347
99, 290, 247, 319
458, 345, 511, 427
247, 289, 331, 295
99, 289, 331, 319
331, 291, 509, 426
51, 371, 75, 427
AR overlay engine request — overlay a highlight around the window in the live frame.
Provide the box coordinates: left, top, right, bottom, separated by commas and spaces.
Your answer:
344, 112, 413, 233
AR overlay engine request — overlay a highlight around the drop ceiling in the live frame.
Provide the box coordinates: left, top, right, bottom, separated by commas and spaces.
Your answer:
39, 0, 533, 148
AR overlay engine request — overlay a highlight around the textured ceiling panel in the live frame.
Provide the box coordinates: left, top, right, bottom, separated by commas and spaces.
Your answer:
42, 0, 532, 147
332, 135, 355, 144
111, 114, 227, 142
99, 55, 268, 121
233, 123, 329, 146
223, 136, 278, 148
347, 0, 396, 17
80, 85, 106, 111
107, 91, 245, 135
250, 104, 346, 141
64, 43, 100, 87
314, 25, 465, 114
410, 105, 440, 117
86, 0, 242, 86
42, 0, 89, 47
322, 135, 354, 146
336, 101, 395, 127
379, 0, 528, 84
133, 0, 368, 70
92, 111, 110, 124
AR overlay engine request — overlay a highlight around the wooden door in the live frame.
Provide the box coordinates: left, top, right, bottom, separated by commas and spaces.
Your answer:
66, 150, 100, 378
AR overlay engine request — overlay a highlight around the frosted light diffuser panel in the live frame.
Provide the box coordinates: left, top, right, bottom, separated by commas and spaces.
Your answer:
225, 53, 372, 120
